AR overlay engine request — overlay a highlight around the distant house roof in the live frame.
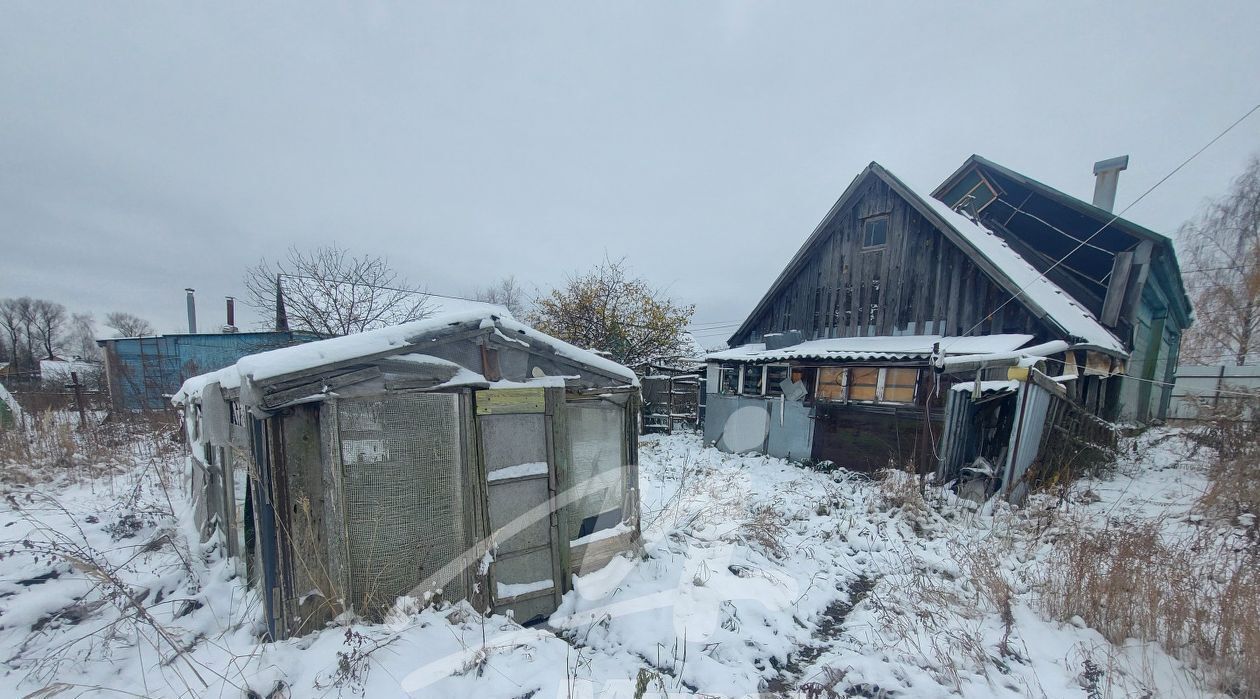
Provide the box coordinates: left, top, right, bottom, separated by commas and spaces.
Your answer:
709, 333, 1035, 364
173, 309, 638, 405
729, 162, 1127, 356
97, 330, 318, 344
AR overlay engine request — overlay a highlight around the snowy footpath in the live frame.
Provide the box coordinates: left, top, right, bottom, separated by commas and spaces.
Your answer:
0, 428, 1236, 698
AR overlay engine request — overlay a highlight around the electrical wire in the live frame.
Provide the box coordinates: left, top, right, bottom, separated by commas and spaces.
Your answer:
942, 100, 1260, 351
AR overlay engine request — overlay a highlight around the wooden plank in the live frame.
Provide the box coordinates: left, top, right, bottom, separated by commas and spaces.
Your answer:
475, 387, 547, 415
261, 367, 382, 409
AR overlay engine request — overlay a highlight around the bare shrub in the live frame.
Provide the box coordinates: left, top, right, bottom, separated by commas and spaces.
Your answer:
1190, 391, 1260, 533
877, 465, 929, 518
1039, 520, 1260, 697
741, 502, 788, 559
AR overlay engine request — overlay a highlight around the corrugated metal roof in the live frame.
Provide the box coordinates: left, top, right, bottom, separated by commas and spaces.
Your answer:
708, 333, 1034, 364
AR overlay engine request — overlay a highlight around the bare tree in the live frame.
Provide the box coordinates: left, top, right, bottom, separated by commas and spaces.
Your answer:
66, 312, 102, 360
473, 276, 529, 317
17, 297, 37, 367
104, 312, 155, 338
1179, 155, 1260, 366
528, 258, 695, 368
31, 299, 67, 360
244, 245, 431, 336
0, 298, 25, 372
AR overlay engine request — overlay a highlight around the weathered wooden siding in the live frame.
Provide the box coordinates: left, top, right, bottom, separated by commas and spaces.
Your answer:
732, 175, 1053, 346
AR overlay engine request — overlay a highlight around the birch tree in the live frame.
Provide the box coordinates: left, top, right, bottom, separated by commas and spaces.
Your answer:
1178, 155, 1260, 366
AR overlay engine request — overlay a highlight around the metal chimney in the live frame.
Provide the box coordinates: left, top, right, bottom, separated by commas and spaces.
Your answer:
185, 288, 197, 333
1092, 155, 1129, 212
223, 297, 239, 333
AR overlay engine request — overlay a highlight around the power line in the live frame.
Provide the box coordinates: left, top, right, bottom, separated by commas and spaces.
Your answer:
944, 100, 1260, 350
1180, 263, 1257, 274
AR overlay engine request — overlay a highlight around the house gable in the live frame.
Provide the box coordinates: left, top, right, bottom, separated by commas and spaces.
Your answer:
729, 163, 1086, 350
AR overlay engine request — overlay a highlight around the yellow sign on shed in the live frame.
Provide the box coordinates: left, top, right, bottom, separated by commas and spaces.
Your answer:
474, 387, 547, 415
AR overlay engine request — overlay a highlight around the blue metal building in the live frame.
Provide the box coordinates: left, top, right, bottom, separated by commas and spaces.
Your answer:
98, 331, 320, 411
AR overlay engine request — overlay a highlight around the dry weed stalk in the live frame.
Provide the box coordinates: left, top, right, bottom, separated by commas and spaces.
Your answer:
1039, 519, 1260, 697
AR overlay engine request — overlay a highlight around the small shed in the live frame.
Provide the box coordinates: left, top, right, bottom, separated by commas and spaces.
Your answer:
174, 309, 641, 639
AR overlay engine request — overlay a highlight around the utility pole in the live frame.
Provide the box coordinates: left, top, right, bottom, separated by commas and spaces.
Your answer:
68, 371, 88, 429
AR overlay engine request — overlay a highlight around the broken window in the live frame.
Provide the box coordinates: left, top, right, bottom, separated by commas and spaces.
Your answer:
940, 169, 1000, 217
787, 367, 816, 401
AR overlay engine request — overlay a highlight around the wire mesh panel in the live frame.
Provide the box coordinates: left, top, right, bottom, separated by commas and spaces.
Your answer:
565, 402, 626, 540
337, 393, 465, 614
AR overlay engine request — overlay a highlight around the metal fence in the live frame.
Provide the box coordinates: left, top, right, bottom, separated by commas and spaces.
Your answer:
1168, 364, 1260, 421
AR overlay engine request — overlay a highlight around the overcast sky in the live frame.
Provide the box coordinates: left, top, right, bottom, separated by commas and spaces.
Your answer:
2, 2, 1258, 348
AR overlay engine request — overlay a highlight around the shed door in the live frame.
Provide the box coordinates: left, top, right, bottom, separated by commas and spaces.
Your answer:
475, 388, 563, 624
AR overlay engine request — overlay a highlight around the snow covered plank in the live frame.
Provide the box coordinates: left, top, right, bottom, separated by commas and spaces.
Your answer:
487, 461, 549, 482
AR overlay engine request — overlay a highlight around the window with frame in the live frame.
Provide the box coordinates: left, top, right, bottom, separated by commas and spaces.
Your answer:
719, 365, 740, 394
765, 365, 790, 396
883, 367, 918, 403
814, 366, 920, 405
741, 365, 764, 396
816, 367, 846, 401
863, 216, 888, 248
848, 367, 880, 401
943, 169, 999, 216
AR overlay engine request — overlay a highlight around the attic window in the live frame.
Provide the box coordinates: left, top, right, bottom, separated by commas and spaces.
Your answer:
863, 216, 888, 249
943, 169, 999, 217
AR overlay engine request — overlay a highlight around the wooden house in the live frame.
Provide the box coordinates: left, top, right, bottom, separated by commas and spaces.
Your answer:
174, 309, 641, 639
706, 162, 1130, 475
933, 155, 1192, 423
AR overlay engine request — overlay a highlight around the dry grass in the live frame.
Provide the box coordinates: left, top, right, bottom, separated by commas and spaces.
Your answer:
0, 410, 178, 485
741, 502, 789, 559
1039, 520, 1260, 697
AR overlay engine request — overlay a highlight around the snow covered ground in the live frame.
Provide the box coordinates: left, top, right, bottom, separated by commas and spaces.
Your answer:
0, 425, 1239, 698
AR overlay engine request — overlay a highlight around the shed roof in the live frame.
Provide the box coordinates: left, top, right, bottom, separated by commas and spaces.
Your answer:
709, 333, 1034, 364
173, 309, 637, 404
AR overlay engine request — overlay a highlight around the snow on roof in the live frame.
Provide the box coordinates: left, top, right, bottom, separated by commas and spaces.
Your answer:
173, 309, 637, 405
920, 197, 1127, 356
708, 333, 1034, 363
